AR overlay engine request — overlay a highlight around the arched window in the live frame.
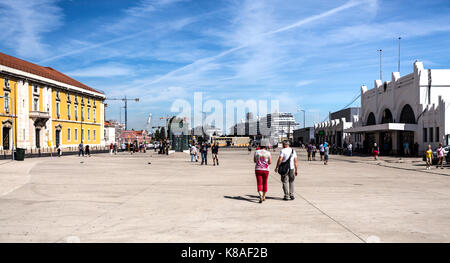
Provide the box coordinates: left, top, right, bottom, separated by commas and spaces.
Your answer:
381, 109, 393, 124
367, 112, 376, 126
399, 104, 416, 124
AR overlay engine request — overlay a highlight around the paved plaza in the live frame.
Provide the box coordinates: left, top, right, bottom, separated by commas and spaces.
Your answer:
0, 149, 450, 243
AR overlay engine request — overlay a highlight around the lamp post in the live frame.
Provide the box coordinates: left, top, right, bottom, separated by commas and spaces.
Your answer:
377, 49, 383, 81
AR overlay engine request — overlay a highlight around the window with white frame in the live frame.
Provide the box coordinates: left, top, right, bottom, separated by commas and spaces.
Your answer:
67, 104, 71, 119
74, 104, 78, 120
81, 128, 84, 141
56, 101, 60, 117
33, 98, 39, 111
93, 130, 96, 141
68, 128, 71, 141
93, 108, 96, 122
75, 128, 78, 141
4, 92, 10, 112
88, 129, 90, 141
33, 84, 39, 94
4, 77, 10, 90
87, 107, 90, 120
81, 106, 84, 120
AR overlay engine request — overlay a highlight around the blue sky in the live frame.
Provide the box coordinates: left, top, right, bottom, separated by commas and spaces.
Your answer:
1, 0, 450, 130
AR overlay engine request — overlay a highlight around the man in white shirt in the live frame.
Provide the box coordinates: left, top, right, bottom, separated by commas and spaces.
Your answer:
275, 140, 298, 201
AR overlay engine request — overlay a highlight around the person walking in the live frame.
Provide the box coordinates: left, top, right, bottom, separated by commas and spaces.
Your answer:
212, 143, 219, 166
324, 143, 330, 165
372, 143, 379, 160
307, 143, 313, 161
312, 144, 317, 161
200, 143, 208, 165
85, 144, 91, 157
56, 144, 62, 157
347, 142, 353, 156
247, 143, 252, 155
404, 141, 410, 156
319, 143, 325, 161
78, 142, 84, 157
436, 143, 445, 169
254, 141, 272, 203
275, 140, 298, 201
190, 144, 197, 162
425, 145, 433, 170
110, 143, 114, 154
113, 143, 118, 155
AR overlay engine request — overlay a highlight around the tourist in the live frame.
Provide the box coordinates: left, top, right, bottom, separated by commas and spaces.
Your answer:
248, 143, 252, 155
110, 143, 114, 154
324, 143, 329, 165
312, 144, 317, 161
56, 144, 62, 157
404, 141, 410, 156
85, 144, 91, 157
425, 145, 433, 170
113, 143, 117, 154
372, 143, 379, 160
275, 140, 298, 201
347, 142, 353, 156
78, 142, 84, 157
436, 143, 445, 169
200, 143, 208, 165
190, 144, 197, 162
307, 143, 313, 161
254, 141, 272, 203
212, 143, 219, 166
319, 143, 325, 161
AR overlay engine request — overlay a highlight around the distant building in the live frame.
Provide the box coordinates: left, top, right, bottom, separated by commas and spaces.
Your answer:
293, 127, 315, 146
230, 112, 298, 140
119, 130, 150, 145
314, 107, 360, 148
104, 121, 116, 145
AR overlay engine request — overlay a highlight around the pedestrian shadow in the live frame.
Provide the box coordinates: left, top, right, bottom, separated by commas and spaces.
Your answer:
246, 195, 285, 201
223, 195, 259, 203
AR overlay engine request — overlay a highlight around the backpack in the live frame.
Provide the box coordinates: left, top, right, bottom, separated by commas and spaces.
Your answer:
278, 149, 294, 176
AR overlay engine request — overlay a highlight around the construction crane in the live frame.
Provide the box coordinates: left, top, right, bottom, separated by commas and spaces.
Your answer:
106, 96, 139, 130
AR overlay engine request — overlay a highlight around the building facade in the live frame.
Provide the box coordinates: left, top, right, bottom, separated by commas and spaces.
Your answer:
293, 127, 315, 146
230, 112, 298, 140
345, 61, 450, 155
314, 108, 360, 148
0, 52, 105, 151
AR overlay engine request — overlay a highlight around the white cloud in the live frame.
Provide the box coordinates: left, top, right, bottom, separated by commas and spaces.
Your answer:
66, 64, 135, 78
0, 0, 62, 59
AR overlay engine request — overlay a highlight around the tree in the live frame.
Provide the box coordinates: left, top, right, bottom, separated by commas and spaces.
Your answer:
154, 129, 161, 141
160, 127, 166, 140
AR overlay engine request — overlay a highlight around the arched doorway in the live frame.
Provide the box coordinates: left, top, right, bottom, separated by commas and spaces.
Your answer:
367, 112, 376, 126
381, 109, 393, 124
399, 104, 416, 124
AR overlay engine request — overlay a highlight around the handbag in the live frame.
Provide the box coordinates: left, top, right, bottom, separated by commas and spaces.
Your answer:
278, 149, 293, 175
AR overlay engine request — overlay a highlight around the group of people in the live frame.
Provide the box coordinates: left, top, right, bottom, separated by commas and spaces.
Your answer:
425, 143, 447, 170
306, 142, 330, 165
155, 140, 170, 155
253, 140, 299, 203
78, 142, 91, 157
109, 143, 118, 155
189, 142, 220, 166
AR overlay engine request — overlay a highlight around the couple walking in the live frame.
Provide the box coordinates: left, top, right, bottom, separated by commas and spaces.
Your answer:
253, 140, 298, 203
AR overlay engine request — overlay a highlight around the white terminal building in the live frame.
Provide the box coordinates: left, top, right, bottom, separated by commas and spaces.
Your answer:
344, 61, 450, 155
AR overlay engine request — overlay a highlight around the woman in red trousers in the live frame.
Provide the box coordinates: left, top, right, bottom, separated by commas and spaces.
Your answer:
254, 142, 272, 203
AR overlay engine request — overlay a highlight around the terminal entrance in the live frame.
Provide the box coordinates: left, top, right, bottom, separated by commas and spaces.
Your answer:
398, 131, 414, 156
380, 132, 393, 155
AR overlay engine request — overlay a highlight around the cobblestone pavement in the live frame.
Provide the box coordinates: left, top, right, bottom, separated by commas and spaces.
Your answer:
0, 149, 449, 243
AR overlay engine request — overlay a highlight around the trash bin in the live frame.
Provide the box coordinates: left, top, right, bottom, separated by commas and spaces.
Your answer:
14, 148, 25, 161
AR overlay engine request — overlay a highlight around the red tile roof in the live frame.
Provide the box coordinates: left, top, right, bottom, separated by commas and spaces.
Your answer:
0, 52, 103, 95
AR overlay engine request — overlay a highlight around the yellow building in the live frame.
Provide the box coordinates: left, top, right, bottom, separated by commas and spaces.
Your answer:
0, 52, 105, 150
